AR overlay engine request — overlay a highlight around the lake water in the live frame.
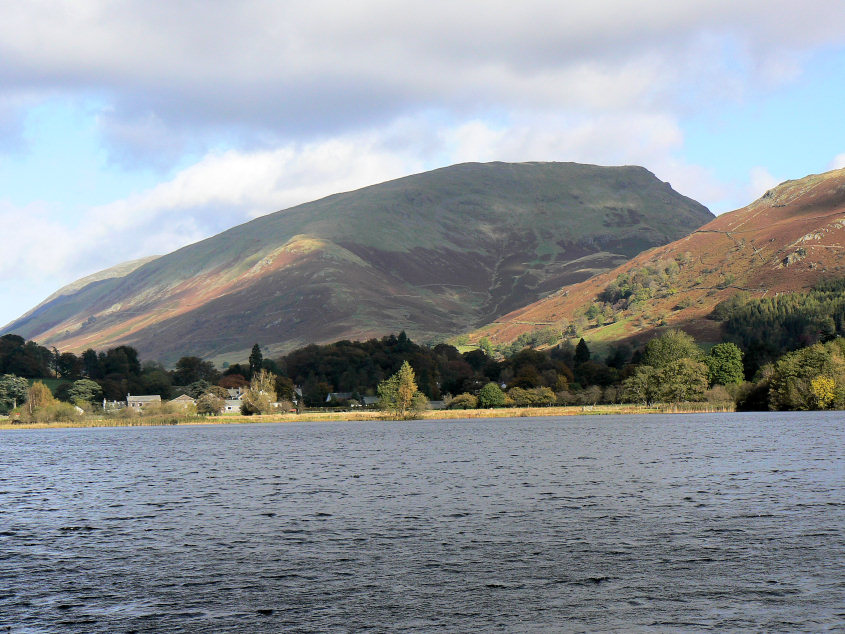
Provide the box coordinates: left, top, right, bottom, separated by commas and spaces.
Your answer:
1, 412, 843, 632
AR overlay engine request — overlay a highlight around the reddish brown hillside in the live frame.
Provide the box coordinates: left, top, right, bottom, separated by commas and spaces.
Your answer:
472, 167, 845, 347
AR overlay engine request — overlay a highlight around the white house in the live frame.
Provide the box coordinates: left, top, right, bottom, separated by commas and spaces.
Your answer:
224, 399, 242, 413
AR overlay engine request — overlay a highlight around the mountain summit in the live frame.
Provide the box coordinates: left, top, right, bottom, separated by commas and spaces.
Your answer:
4, 161, 712, 363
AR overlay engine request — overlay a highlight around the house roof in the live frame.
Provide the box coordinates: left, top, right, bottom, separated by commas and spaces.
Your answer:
170, 394, 195, 403
127, 395, 161, 403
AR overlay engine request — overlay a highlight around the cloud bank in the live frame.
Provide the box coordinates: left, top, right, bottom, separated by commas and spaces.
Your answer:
2, 1, 843, 161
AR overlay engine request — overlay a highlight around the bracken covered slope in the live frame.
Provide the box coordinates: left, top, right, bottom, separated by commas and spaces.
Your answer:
3, 161, 711, 364
471, 168, 845, 348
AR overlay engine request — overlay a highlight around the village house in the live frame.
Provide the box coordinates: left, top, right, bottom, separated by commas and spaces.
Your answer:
222, 387, 245, 413
127, 394, 161, 409
170, 394, 196, 408
223, 399, 242, 413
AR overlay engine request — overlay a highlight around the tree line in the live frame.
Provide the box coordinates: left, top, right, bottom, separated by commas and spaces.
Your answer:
710, 278, 845, 376
0, 328, 760, 417
3, 277, 845, 417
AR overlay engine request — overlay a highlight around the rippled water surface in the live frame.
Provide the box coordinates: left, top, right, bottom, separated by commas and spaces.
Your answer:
1, 412, 843, 632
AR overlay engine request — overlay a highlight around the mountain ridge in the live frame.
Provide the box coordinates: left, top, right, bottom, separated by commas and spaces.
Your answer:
3, 161, 713, 364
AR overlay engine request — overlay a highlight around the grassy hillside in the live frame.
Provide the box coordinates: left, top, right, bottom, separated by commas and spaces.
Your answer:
4, 161, 712, 364
469, 167, 845, 351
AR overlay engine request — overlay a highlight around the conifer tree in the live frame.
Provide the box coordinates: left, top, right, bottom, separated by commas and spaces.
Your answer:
248, 344, 263, 378
575, 338, 591, 364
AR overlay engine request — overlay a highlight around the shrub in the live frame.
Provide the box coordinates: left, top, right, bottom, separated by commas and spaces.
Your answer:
581, 385, 602, 405
703, 385, 732, 404
555, 389, 577, 405
22, 402, 82, 424
115, 406, 138, 419
447, 393, 477, 409
508, 386, 556, 406
196, 392, 225, 415
275, 399, 295, 412
507, 387, 532, 407
769, 340, 845, 410
139, 402, 177, 417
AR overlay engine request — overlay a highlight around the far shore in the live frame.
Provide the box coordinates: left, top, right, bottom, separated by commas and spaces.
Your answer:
0, 402, 735, 430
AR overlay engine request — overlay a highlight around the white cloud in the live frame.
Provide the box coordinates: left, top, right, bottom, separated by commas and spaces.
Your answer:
830, 153, 845, 170
1, 1, 844, 162
748, 166, 780, 200
673, 165, 785, 217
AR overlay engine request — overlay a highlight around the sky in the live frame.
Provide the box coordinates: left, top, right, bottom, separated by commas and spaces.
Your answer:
1, 1, 845, 328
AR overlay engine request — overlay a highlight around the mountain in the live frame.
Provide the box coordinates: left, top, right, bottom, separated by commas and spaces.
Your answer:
470, 167, 845, 349
10, 256, 161, 326
4, 161, 712, 364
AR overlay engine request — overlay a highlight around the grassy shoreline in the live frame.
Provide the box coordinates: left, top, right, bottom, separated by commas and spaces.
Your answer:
0, 402, 735, 430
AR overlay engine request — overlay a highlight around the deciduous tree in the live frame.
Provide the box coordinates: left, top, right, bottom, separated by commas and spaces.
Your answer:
25, 381, 55, 415
705, 343, 744, 386
642, 329, 703, 368
658, 358, 708, 402
67, 379, 103, 406
196, 392, 225, 415
446, 393, 477, 409
0, 374, 28, 414
769, 340, 845, 410
241, 369, 277, 415
478, 382, 506, 407
174, 356, 219, 385
810, 376, 836, 409
622, 366, 660, 405
378, 361, 428, 418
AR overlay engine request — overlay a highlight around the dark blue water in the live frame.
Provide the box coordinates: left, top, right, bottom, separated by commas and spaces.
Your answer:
1, 412, 843, 632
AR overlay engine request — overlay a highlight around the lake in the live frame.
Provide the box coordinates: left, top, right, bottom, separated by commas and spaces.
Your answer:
1, 412, 842, 632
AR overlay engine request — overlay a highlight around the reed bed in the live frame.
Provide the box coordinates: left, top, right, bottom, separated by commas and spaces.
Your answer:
0, 401, 735, 430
